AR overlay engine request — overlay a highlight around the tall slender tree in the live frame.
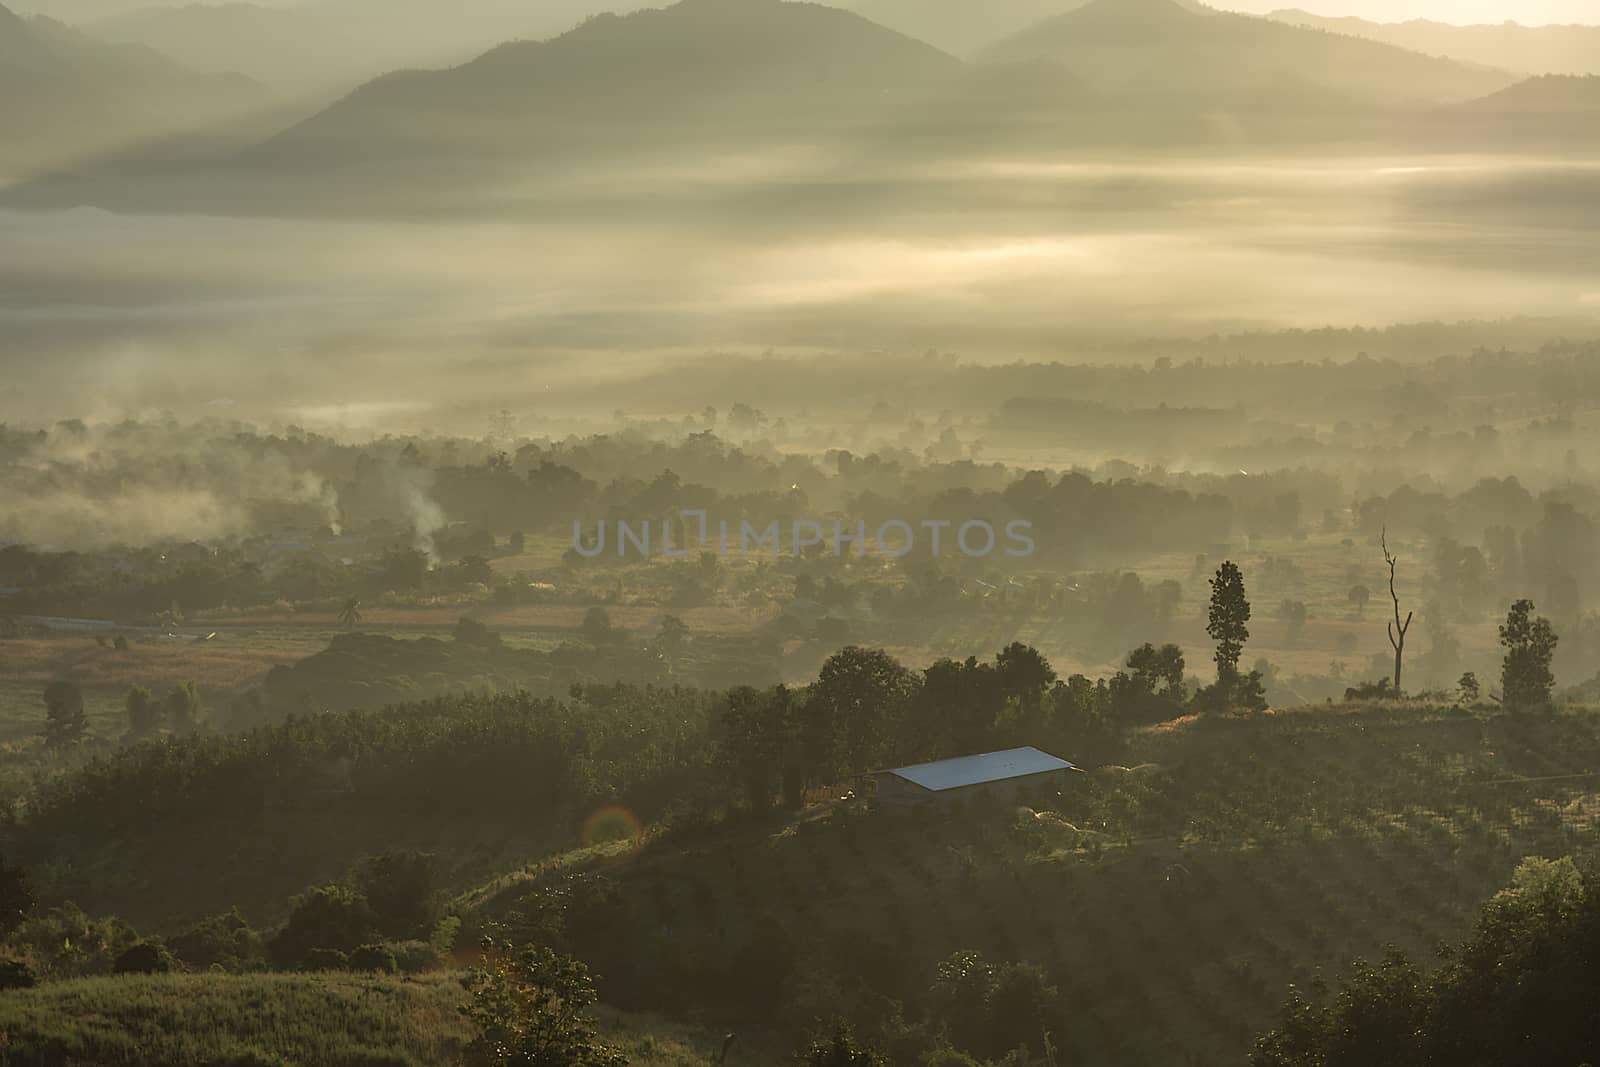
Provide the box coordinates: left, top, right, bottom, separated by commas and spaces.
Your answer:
1206, 561, 1252, 696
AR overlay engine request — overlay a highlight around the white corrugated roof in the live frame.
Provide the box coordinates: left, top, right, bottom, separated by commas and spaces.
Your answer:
879, 746, 1076, 792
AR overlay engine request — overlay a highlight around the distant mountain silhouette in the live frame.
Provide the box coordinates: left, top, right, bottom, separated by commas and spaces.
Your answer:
0, 1, 263, 175
249, 0, 962, 165
841, 0, 1208, 55
83, 0, 659, 95
984, 0, 1515, 107
1423, 74, 1600, 149
1267, 10, 1600, 76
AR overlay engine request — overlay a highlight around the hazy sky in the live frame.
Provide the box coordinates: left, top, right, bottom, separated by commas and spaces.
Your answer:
12, 0, 1600, 26
1220, 0, 1598, 24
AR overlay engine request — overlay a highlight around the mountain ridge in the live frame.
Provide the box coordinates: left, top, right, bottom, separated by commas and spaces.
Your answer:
984, 0, 1517, 105
1267, 9, 1600, 75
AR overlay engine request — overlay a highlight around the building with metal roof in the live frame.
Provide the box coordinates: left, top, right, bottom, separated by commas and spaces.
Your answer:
870, 746, 1079, 810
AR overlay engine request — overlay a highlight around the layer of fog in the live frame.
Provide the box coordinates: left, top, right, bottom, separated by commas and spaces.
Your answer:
2, 153, 1596, 430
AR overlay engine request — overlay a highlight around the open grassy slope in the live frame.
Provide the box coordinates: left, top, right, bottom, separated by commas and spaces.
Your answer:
0, 970, 767, 1066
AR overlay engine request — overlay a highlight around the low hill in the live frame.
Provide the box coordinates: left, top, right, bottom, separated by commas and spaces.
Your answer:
21, 691, 1600, 1064
0, 0, 263, 176
1424, 75, 1600, 149
983, 0, 1515, 107
1268, 9, 1600, 76
471, 702, 1600, 1064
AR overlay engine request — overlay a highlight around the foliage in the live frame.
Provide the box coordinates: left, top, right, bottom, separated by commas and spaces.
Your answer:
41, 681, 89, 749
347, 942, 400, 974
797, 1024, 887, 1066
166, 680, 205, 735
807, 646, 919, 778
0, 850, 35, 938
8, 903, 141, 980
582, 607, 616, 646
1110, 642, 1187, 723
168, 908, 263, 972
1251, 856, 1600, 1067
0, 971, 472, 1066
113, 940, 176, 975
459, 939, 627, 1067
1207, 561, 1252, 690
352, 850, 449, 941
1499, 599, 1558, 711
124, 685, 161, 742
268, 884, 379, 970
456, 616, 504, 649
929, 950, 1060, 1061
0, 956, 37, 990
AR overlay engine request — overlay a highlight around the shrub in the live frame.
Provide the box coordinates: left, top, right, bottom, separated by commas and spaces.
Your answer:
385, 939, 442, 974
302, 948, 350, 970
351, 851, 446, 941
113, 941, 175, 975
268, 885, 378, 970
0, 956, 36, 990
346, 944, 399, 974
169, 908, 263, 972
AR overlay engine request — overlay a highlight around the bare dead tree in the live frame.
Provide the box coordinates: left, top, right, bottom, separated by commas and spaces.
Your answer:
1383, 527, 1413, 694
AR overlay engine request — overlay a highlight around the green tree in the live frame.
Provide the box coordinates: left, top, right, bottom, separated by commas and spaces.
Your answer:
166, 680, 205, 734
720, 686, 795, 813
797, 1025, 886, 1067
1112, 643, 1188, 723
656, 614, 689, 659
1499, 598, 1558, 711
113, 941, 175, 975
1348, 584, 1371, 619
0, 852, 35, 937
168, 908, 262, 971
382, 548, 431, 591
124, 685, 160, 742
459, 940, 627, 1067
1252, 856, 1600, 1067
347, 943, 399, 974
985, 962, 1061, 1059
41, 681, 89, 749
932, 950, 997, 1056
1457, 671, 1481, 705
338, 596, 363, 631
352, 850, 447, 941
455, 616, 503, 649
806, 646, 915, 777
1279, 600, 1308, 646
993, 643, 1057, 715
459, 555, 495, 587
581, 606, 614, 645
268, 884, 379, 969
1206, 561, 1252, 695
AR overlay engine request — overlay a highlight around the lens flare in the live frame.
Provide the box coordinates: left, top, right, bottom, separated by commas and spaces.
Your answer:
582, 804, 644, 853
